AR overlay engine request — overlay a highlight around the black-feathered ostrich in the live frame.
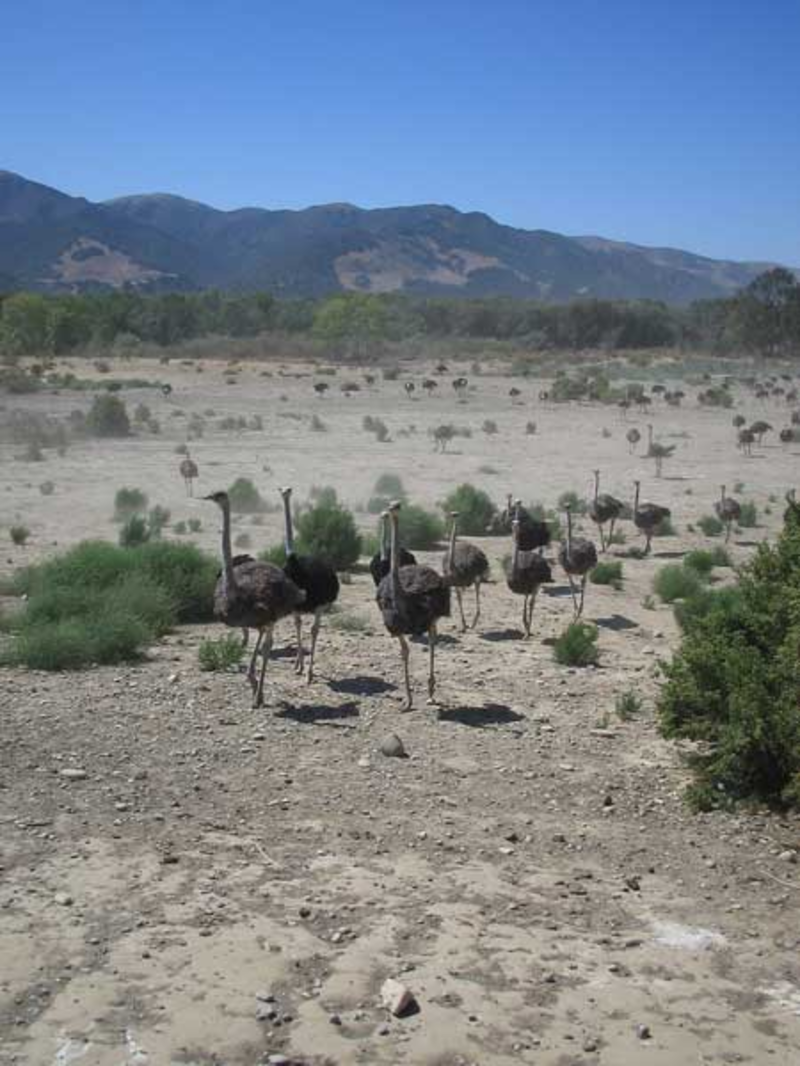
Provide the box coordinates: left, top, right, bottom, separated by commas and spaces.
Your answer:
512, 498, 551, 553
626, 427, 641, 454
589, 470, 624, 551
179, 450, 199, 496
279, 486, 339, 683
369, 510, 416, 586
714, 484, 741, 543
376, 502, 451, 709
632, 480, 671, 555
442, 511, 490, 631
205, 491, 304, 708
507, 518, 552, 636
558, 505, 598, 618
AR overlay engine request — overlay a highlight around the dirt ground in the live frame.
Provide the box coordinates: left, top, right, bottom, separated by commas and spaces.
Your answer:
1, 355, 800, 1066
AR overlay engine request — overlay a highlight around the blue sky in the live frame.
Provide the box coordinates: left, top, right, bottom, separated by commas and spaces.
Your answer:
3, 0, 799, 262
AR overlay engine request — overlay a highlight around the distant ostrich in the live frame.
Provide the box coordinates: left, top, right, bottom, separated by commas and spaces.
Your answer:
732, 414, 747, 429
279, 486, 340, 683
539, 389, 550, 405
738, 428, 755, 456
422, 378, 438, 395
161, 384, 173, 398
369, 510, 417, 586
405, 382, 416, 397
646, 424, 676, 477
442, 511, 490, 631
205, 491, 304, 708
507, 519, 552, 637
780, 427, 797, 446
751, 420, 773, 444
376, 502, 451, 709
626, 427, 641, 454
509, 387, 522, 403
435, 362, 449, 375
452, 377, 468, 399
589, 470, 624, 551
632, 480, 671, 555
714, 484, 741, 543
558, 505, 598, 618
313, 382, 329, 398
179, 450, 199, 496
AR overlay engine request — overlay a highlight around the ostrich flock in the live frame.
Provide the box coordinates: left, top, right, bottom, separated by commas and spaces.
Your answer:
169, 366, 800, 711
201, 474, 683, 711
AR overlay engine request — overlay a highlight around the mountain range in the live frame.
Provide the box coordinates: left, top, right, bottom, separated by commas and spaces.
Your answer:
0, 169, 781, 304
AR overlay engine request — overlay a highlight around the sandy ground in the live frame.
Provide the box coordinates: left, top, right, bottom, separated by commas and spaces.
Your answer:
1, 355, 800, 1066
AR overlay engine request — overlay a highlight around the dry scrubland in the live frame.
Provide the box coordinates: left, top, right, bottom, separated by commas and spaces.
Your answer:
1, 353, 800, 1066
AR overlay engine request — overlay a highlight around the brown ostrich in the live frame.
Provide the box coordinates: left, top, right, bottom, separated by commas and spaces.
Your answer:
507, 519, 552, 636
626, 427, 641, 454
632, 480, 671, 555
558, 505, 597, 618
714, 484, 741, 542
442, 511, 490, 631
179, 450, 199, 496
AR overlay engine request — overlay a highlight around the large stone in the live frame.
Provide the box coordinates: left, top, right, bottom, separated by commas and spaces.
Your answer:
380, 977, 417, 1017
379, 734, 408, 759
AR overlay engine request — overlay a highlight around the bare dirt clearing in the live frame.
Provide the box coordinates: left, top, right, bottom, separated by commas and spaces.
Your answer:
2, 356, 800, 1065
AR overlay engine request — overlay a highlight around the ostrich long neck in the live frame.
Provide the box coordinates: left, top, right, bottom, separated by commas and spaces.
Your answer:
511, 524, 520, 572
380, 513, 390, 562
282, 493, 295, 555
447, 515, 459, 571
634, 483, 640, 514
389, 511, 401, 588
220, 500, 236, 591
594, 472, 599, 504
566, 510, 573, 554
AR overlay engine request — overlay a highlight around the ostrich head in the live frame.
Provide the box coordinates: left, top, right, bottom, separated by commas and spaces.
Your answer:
204, 490, 229, 508
279, 485, 293, 499
388, 499, 403, 513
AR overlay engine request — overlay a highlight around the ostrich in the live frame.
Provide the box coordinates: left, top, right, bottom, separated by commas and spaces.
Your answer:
626, 427, 641, 454
422, 378, 438, 395
589, 470, 624, 551
507, 519, 552, 637
313, 382, 329, 398
714, 484, 741, 543
511, 498, 551, 553
442, 511, 490, 631
509, 387, 522, 403
780, 427, 797, 446
751, 420, 773, 444
632, 480, 671, 555
558, 505, 597, 618
369, 510, 417, 586
205, 491, 304, 708
279, 486, 340, 683
738, 428, 755, 455
161, 384, 173, 398
179, 450, 199, 496
376, 502, 451, 709
646, 424, 676, 477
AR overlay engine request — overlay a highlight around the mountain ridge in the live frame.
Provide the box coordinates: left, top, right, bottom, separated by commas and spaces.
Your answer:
0, 169, 784, 303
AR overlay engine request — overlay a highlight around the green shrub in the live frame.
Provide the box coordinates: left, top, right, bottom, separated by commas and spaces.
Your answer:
39, 480, 55, 496
174, 520, 187, 535
652, 515, 677, 537
147, 505, 171, 537
308, 485, 339, 508
295, 502, 362, 571
374, 473, 406, 499
553, 622, 599, 666
86, 394, 130, 437
738, 501, 758, 528
396, 504, 445, 550
10, 524, 30, 546
653, 564, 703, 603
259, 544, 287, 566
227, 477, 266, 513
234, 532, 252, 549
659, 507, 800, 808
114, 487, 148, 520
590, 561, 623, 588
615, 690, 642, 720
188, 518, 202, 534
698, 514, 724, 537
673, 585, 744, 633
198, 633, 246, 672
557, 490, 588, 516
119, 515, 150, 548
441, 484, 496, 537
683, 547, 731, 576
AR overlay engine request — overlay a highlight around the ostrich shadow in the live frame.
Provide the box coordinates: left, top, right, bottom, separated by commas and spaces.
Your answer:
651, 549, 686, 560
437, 703, 524, 728
595, 614, 639, 631
659, 475, 693, 482
478, 628, 526, 642
328, 676, 396, 696
275, 700, 360, 724
411, 633, 459, 648
542, 584, 574, 599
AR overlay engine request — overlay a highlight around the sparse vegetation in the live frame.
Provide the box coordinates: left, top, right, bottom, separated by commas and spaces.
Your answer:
698, 514, 724, 537
590, 561, 623, 588
441, 484, 496, 537
198, 633, 246, 672
653, 564, 703, 603
114, 487, 148, 521
10, 524, 30, 546
363, 415, 390, 442
395, 504, 445, 551
227, 477, 266, 513
557, 490, 588, 516
553, 622, 599, 667
295, 499, 362, 571
119, 515, 151, 548
683, 547, 731, 576
737, 501, 758, 528
38, 480, 55, 496
615, 690, 643, 720
86, 394, 130, 437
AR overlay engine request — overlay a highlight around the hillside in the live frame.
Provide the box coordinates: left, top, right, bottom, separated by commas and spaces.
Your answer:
0, 170, 783, 302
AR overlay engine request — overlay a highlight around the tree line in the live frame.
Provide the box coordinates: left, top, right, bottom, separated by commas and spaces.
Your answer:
1, 268, 798, 360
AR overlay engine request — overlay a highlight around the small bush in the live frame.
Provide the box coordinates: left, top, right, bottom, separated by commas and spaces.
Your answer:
295, 501, 362, 571
39, 480, 55, 496
198, 633, 246, 672
615, 690, 642, 720
553, 622, 599, 667
374, 473, 406, 499
738, 501, 758, 528
174, 521, 187, 535
234, 532, 252, 549
188, 518, 202, 534
683, 547, 731, 576
482, 419, 499, 435
227, 477, 266, 513
652, 515, 677, 537
441, 484, 496, 537
396, 504, 445, 551
114, 487, 148, 520
363, 415, 390, 442
590, 561, 623, 588
119, 515, 151, 548
86, 394, 130, 437
525, 421, 537, 435
310, 414, 327, 432
10, 525, 30, 546
698, 514, 724, 537
259, 544, 287, 567
653, 564, 703, 603
557, 490, 588, 516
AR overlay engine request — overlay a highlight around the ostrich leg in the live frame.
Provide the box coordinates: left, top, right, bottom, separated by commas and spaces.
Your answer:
644, 531, 652, 556
471, 581, 482, 629
426, 625, 438, 704
578, 575, 587, 618
253, 626, 274, 709
567, 575, 578, 616
522, 595, 530, 637
608, 518, 616, 549
246, 629, 265, 694
525, 591, 538, 636
398, 634, 413, 710
306, 609, 322, 684
293, 614, 304, 674
597, 524, 606, 553
455, 588, 467, 632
